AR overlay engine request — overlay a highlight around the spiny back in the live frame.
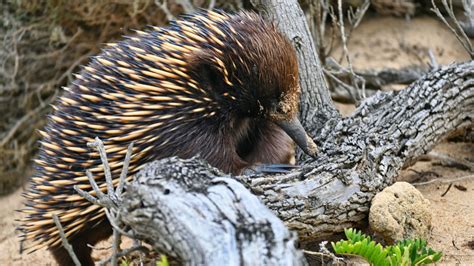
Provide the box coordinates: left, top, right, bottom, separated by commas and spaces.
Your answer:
18, 10, 299, 252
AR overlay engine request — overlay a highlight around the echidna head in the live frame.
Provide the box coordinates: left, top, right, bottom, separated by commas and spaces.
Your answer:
188, 12, 317, 157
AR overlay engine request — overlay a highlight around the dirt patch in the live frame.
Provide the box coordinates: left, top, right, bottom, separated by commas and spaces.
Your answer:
396, 142, 474, 264
0, 188, 54, 265
332, 14, 470, 69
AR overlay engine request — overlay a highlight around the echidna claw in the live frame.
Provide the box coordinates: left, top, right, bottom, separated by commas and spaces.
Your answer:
243, 163, 300, 175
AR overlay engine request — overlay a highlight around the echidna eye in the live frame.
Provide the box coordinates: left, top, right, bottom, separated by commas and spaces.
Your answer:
276, 104, 284, 114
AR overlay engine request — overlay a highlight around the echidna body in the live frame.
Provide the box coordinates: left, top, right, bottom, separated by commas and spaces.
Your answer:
19, 10, 317, 265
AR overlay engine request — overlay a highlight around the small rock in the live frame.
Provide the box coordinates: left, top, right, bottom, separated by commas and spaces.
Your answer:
369, 182, 432, 243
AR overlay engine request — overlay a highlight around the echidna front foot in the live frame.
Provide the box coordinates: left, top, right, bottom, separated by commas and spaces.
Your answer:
242, 163, 300, 175
51, 219, 112, 265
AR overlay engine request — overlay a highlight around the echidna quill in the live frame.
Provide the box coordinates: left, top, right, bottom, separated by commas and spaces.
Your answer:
19, 10, 318, 265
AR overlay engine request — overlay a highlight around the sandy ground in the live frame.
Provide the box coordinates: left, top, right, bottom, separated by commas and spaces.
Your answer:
0, 14, 472, 265
397, 142, 474, 265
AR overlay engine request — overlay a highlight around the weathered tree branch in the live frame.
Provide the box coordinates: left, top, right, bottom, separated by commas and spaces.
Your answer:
118, 158, 306, 265
327, 64, 429, 103
327, 62, 429, 88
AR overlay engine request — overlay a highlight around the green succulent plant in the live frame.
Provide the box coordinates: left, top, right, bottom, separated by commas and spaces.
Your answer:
331, 228, 442, 266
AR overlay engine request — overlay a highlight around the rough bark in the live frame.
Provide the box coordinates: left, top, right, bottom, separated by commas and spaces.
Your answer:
119, 158, 306, 266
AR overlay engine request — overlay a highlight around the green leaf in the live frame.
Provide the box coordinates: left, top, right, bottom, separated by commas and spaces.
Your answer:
368, 243, 384, 265
352, 241, 363, 255
373, 248, 389, 266
362, 239, 376, 258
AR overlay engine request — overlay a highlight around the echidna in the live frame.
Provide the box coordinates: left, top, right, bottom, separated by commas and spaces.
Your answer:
19, 10, 317, 265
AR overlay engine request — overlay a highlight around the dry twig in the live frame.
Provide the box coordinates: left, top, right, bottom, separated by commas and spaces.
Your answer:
424, 151, 474, 171
431, 0, 474, 58
412, 175, 474, 186
74, 138, 135, 266
52, 214, 81, 266
461, 0, 474, 37
319, 0, 370, 103
302, 241, 344, 265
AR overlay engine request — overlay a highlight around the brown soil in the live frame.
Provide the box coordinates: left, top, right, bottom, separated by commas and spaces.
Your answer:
0, 14, 472, 265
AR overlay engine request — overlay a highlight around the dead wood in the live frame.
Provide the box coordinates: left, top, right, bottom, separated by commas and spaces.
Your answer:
118, 158, 306, 266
